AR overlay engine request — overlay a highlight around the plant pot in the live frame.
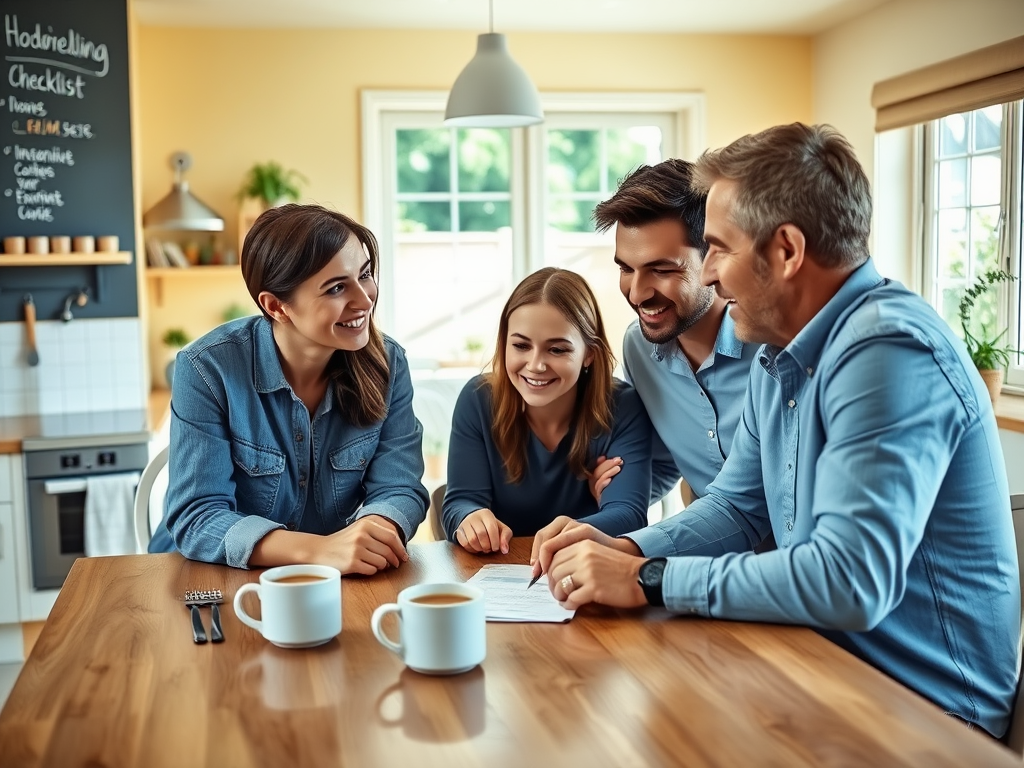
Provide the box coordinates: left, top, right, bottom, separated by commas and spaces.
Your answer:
978, 368, 1004, 404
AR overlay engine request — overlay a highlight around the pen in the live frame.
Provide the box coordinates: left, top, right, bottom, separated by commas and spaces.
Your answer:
527, 571, 542, 589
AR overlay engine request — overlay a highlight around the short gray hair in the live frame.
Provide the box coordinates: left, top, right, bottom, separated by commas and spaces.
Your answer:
691, 123, 871, 269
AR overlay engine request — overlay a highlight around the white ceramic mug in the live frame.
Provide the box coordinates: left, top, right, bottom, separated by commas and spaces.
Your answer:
234, 564, 342, 648
371, 582, 486, 675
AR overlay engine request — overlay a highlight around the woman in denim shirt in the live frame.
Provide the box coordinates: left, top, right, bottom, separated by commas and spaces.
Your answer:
149, 204, 428, 573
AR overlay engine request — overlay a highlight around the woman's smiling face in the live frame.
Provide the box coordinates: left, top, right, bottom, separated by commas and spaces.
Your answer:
504, 301, 592, 413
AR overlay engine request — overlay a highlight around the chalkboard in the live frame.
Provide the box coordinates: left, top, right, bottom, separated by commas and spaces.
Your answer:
0, 0, 136, 323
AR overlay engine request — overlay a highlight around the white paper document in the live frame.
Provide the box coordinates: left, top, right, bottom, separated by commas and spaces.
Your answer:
466, 564, 576, 623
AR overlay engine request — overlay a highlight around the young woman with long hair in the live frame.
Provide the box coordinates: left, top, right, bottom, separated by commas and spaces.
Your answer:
149, 204, 427, 574
443, 267, 653, 554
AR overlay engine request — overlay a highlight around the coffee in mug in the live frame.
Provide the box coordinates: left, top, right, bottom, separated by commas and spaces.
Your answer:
271, 574, 328, 584
234, 564, 341, 648
371, 582, 485, 675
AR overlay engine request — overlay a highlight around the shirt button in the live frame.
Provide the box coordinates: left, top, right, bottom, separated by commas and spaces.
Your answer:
786, 521, 794, 531
295, 433, 304, 442
707, 430, 715, 439
359, 458, 366, 466
690, 608, 698, 614
700, 391, 706, 398
286, 522, 297, 531
806, 367, 814, 376
788, 399, 796, 408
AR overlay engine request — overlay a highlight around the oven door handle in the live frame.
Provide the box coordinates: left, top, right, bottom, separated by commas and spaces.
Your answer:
43, 479, 88, 495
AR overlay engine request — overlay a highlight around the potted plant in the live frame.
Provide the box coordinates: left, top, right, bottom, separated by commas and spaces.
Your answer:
236, 161, 307, 208
162, 328, 192, 388
958, 268, 1020, 403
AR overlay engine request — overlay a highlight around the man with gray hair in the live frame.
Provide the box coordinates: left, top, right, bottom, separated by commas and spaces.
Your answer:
533, 123, 1020, 738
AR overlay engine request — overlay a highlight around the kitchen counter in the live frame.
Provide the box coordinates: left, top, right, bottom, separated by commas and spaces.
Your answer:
0, 408, 152, 455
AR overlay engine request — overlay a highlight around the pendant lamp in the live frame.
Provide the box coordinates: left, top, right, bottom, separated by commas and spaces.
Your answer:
444, 0, 543, 128
143, 151, 225, 231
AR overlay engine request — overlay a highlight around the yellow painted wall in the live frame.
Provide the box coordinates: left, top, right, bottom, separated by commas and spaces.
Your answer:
135, 26, 812, 384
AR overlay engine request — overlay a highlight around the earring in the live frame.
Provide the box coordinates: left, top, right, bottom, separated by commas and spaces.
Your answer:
583, 365, 591, 375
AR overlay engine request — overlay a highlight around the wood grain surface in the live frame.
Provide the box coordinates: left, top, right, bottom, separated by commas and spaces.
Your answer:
0, 539, 1016, 767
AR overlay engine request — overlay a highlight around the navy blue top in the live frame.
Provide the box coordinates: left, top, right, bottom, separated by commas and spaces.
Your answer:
442, 375, 653, 539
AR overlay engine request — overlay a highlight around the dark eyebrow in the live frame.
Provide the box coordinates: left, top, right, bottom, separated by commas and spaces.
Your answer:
510, 332, 575, 345
319, 258, 371, 290
703, 234, 727, 248
613, 255, 681, 270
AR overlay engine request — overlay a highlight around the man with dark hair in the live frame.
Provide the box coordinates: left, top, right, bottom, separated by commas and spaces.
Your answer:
588, 159, 758, 505
534, 123, 1019, 738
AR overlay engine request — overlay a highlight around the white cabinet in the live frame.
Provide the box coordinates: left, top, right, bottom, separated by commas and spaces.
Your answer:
0, 501, 18, 624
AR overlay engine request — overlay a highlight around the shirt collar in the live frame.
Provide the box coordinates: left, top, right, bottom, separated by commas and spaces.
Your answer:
760, 258, 885, 372
651, 305, 747, 363
253, 316, 290, 393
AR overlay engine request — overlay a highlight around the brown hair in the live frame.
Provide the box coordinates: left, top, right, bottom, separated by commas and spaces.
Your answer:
691, 123, 872, 269
486, 268, 614, 483
241, 204, 389, 426
593, 158, 708, 256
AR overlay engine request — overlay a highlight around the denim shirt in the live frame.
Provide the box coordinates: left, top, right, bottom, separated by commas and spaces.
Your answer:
621, 312, 757, 502
626, 260, 1020, 736
150, 316, 428, 568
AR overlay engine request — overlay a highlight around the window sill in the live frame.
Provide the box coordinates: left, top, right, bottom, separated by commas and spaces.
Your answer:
995, 392, 1024, 434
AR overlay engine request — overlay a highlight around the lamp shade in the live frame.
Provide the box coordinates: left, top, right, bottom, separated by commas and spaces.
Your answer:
444, 33, 543, 128
142, 181, 224, 231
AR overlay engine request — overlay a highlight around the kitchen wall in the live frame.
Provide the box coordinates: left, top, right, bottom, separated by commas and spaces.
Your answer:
0, 318, 145, 416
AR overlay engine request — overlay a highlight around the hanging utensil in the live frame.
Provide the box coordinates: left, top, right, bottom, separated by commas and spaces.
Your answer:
23, 294, 39, 366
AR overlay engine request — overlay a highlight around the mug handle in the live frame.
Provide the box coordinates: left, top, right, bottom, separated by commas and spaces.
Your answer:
371, 603, 403, 656
234, 583, 263, 634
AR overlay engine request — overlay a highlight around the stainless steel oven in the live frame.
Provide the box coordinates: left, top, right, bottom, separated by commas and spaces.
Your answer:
25, 439, 149, 589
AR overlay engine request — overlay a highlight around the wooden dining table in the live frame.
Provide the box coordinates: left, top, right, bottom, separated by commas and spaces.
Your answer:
0, 538, 1017, 767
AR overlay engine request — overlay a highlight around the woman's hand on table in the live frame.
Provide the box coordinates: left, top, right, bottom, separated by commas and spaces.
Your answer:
318, 515, 409, 575
455, 508, 513, 554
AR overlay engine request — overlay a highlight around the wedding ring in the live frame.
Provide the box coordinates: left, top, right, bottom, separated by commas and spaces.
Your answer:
560, 574, 575, 593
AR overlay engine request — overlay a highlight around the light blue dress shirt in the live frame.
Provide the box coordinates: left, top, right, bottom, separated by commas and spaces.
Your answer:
443, 376, 653, 539
149, 316, 428, 568
626, 260, 1020, 737
621, 311, 757, 500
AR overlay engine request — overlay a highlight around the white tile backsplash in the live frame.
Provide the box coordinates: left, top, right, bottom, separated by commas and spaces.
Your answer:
0, 318, 144, 417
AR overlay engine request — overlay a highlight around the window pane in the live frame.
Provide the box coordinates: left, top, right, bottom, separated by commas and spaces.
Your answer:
396, 130, 450, 193
548, 130, 601, 193
398, 201, 451, 232
939, 113, 967, 157
970, 205, 1001, 273
547, 198, 601, 233
970, 154, 1001, 207
457, 129, 510, 193
940, 286, 965, 331
936, 208, 968, 279
973, 106, 1002, 151
459, 201, 510, 232
605, 127, 662, 189
938, 158, 968, 208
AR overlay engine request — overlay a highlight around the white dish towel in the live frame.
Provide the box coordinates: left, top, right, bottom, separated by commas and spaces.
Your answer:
85, 471, 141, 557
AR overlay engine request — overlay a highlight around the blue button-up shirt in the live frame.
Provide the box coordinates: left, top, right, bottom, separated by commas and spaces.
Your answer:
627, 260, 1020, 736
622, 311, 757, 500
150, 316, 428, 568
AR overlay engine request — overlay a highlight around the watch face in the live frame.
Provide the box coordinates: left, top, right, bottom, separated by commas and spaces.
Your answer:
640, 558, 665, 586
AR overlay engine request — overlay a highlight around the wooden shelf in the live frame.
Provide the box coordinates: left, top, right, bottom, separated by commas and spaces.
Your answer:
146, 264, 243, 307
0, 251, 132, 266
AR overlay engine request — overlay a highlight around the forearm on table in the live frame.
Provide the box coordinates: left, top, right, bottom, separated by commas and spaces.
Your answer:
248, 529, 322, 567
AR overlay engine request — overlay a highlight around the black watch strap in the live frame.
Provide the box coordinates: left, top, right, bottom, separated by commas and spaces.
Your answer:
638, 557, 667, 607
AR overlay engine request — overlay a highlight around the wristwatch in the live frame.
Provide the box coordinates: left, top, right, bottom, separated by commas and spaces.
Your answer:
637, 557, 667, 607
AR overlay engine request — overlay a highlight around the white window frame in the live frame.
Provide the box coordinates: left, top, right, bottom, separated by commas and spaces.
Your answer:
361, 90, 705, 335
918, 101, 1024, 393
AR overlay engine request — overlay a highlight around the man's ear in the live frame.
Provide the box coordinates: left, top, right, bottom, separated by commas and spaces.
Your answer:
770, 224, 806, 281
257, 291, 289, 323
